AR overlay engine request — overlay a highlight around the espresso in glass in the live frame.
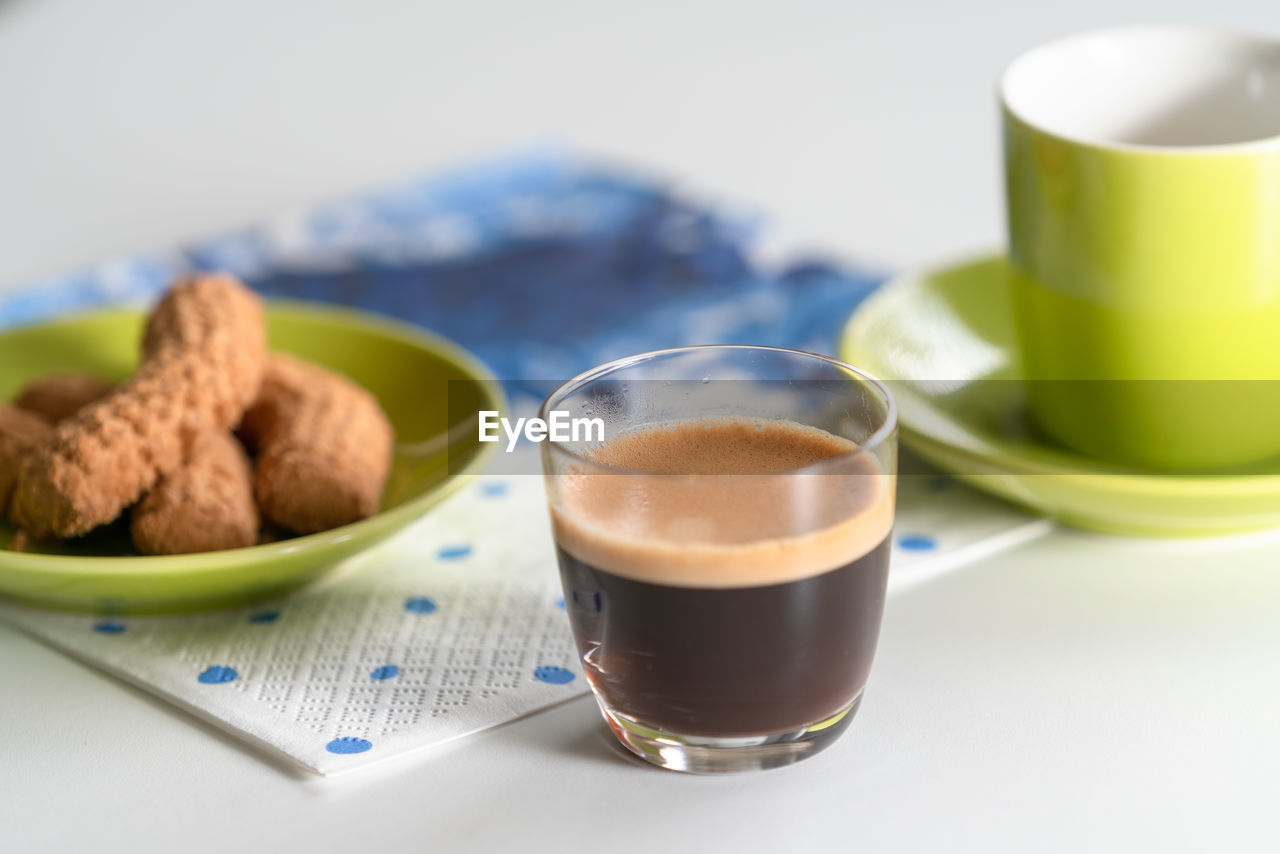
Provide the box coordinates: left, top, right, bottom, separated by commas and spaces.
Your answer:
541, 347, 897, 773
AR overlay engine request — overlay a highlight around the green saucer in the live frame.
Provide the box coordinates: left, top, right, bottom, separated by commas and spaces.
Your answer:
0, 302, 501, 613
840, 254, 1280, 537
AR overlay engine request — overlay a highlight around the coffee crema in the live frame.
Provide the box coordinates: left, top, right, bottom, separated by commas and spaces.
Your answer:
549, 417, 894, 589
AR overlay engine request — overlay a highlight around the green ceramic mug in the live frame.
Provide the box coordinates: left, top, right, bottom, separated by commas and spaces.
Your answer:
1002, 25, 1280, 470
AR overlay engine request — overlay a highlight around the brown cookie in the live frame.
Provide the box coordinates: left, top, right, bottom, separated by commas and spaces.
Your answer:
0, 405, 51, 518
131, 431, 259, 555
239, 353, 393, 534
11, 274, 266, 538
14, 373, 114, 424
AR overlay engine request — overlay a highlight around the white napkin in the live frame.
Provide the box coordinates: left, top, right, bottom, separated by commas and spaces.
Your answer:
0, 469, 1048, 775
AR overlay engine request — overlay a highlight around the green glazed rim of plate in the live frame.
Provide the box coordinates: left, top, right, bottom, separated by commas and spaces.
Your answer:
0, 300, 504, 577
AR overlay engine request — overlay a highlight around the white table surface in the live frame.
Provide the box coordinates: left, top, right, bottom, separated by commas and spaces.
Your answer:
3, 1, 1280, 851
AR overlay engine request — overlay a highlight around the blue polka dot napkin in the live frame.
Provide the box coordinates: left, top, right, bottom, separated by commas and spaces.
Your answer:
0, 478, 585, 774
0, 147, 1048, 774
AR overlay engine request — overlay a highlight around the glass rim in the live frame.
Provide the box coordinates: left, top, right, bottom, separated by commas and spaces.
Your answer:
538, 344, 898, 476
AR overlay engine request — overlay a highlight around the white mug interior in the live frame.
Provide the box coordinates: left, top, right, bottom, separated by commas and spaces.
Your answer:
1001, 25, 1280, 149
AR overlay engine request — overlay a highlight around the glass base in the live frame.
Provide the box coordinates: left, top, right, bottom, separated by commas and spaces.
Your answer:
597, 693, 862, 774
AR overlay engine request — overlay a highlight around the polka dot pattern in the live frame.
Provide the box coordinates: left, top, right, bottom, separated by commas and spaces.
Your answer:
404, 596, 438, 615
436, 545, 472, 561
898, 534, 937, 551
533, 665, 575, 685
198, 665, 239, 685
326, 737, 372, 755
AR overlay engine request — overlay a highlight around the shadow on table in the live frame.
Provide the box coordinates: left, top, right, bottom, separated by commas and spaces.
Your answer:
494, 697, 661, 772
561, 720, 656, 769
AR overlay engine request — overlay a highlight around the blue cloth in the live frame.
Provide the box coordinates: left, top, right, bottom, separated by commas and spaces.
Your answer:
0, 148, 885, 396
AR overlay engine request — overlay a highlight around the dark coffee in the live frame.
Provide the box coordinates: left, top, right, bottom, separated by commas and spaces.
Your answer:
550, 417, 893, 738
556, 537, 890, 737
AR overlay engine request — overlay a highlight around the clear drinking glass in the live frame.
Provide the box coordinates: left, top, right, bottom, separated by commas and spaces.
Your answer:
540, 345, 897, 773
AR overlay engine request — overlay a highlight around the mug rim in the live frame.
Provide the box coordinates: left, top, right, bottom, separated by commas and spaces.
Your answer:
999, 23, 1280, 155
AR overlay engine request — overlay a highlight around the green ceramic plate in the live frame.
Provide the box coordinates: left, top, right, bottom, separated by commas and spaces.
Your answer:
0, 302, 501, 612
840, 254, 1280, 537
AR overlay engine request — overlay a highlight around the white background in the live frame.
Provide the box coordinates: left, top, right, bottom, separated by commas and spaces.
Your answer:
3, 0, 1276, 291
3, 1, 1280, 852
